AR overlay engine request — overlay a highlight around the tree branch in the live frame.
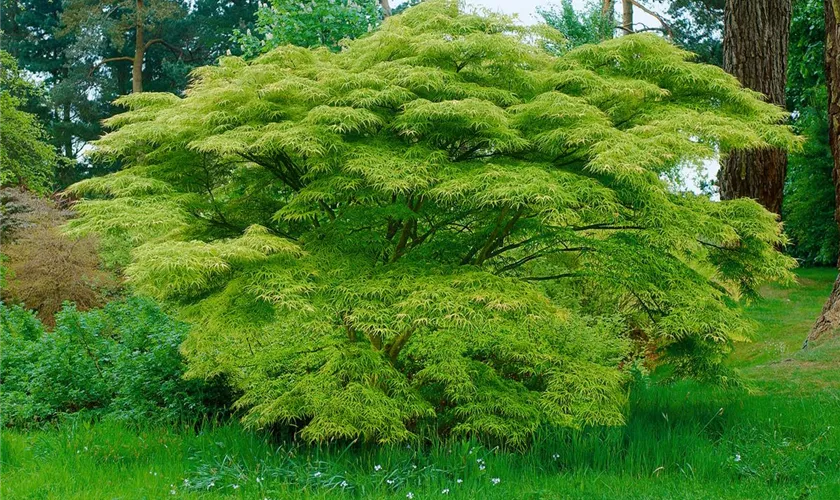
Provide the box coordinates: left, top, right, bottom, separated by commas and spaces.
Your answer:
626, 0, 673, 38
496, 246, 590, 274
522, 272, 580, 281
144, 38, 184, 59
88, 56, 134, 77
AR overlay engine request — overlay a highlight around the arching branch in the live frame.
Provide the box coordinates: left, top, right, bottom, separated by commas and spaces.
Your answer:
627, 0, 673, 38
144, 38, 184, 59
88, 56, 134, 77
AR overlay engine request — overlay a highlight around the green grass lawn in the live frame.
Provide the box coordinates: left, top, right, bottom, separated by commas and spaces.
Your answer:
3, 269, 840, 499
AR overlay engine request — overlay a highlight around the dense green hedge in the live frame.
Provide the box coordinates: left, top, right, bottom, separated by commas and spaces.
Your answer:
0, 297, 230, 427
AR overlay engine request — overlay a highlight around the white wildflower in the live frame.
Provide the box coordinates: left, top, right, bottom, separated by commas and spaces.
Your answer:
734, 454, 741, 462
442, 488, 450, 494
406, 493, 414, 499
374, 464, 382, 472
491, 477, 501, 485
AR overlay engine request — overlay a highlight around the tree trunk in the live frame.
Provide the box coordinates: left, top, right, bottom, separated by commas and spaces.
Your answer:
117, 63, 129, 96
601, 0, 615, 39
805, 0, 840, 347
62, 103, 73, 158
718, 0, 791, 214
622, 0, 633, 34
380, 0, 391, 18
132, 0, 145, 93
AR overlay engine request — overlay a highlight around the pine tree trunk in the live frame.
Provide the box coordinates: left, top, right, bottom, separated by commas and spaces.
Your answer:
719, 0, 791, 214
62, 103, 73, 158
132, 0, 145, 93
601, 0, 615, 39
622, 0, 633, 34
805, 0, 840, 347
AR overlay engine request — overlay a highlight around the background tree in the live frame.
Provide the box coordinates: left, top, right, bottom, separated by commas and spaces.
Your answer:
69, 1, 797, 444
232, 0, 381, 57
62, 0, 187, 93
806, 0, 840, 345
654, 0, 724, 66
718, 0, 792, 214
538, 0, 615, 49
783, 0, 836, 265
585, 1, 672, 38
1, 0, 104, 183
2, 0, 259, 189
0, 51, 57, 194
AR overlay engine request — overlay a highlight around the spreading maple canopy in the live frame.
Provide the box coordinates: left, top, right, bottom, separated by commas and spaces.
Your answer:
69, 0, 798, 444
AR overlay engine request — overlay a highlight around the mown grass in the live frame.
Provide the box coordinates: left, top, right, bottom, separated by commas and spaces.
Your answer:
3, 268, 840, 499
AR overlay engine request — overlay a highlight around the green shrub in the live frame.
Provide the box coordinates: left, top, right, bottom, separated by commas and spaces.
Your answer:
0, 298, 229, 427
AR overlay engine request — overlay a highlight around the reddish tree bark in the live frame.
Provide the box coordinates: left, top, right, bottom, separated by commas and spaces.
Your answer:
719, 0, 791, 214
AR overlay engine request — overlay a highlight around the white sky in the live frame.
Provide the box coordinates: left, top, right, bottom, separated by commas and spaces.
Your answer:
394, 0, 662, 27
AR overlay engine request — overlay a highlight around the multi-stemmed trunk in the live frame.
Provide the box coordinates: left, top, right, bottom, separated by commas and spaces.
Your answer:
719, 0, 791, 215
805, 0, 840, 346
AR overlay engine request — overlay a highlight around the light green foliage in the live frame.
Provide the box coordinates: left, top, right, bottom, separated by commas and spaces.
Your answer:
0, 51, 56, 194
232, 0, 379, 57
69, 0, 798, 444
0, 298, 228, 426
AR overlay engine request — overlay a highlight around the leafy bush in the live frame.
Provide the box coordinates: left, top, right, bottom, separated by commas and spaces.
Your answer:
0, 189, 115, 325
68, 1, 797, 444
0, 298, 229, 427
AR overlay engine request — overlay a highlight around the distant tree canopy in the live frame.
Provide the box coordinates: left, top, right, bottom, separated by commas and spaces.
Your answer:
0, 51, 56, 194
1, 0, 259, 188
538, 0, 614, 51
233, 0, 381, 57
69, 1, 798, 444
659, 0, 724, 66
